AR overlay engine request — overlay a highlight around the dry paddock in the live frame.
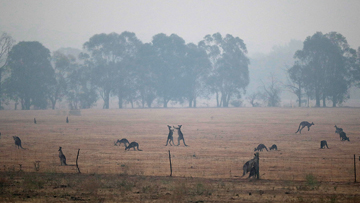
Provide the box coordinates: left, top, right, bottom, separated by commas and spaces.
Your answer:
0, 108, 360, 202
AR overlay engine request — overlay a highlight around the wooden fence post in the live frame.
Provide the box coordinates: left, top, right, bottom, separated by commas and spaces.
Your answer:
354, 154, 356, 183
76, 149, 81, 174
168, 150, 172, 177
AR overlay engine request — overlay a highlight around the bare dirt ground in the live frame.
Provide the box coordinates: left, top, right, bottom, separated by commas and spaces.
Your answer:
0, 107, 360, 202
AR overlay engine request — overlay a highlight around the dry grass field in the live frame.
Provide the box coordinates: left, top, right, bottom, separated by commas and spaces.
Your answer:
0, 107, 360, 202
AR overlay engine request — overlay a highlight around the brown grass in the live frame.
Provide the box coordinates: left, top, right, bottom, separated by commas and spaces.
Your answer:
0, 107, 360, 202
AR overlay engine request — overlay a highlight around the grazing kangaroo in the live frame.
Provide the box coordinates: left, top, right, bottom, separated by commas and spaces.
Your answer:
66, 116, 69, 123
254, 144, 268, 152
295, 121, 314, 134
125, 142, 142, 151
269, 144, 277, 151
115, 138, 130, 147
13, 136, 24, 149
242, 153, 259, 178
320, 140, 329, 149
58, 147, 67, 165
173, 125, 188, 146
34, 118, 36, 124
339, 132, 350, 141
334, 125, 343, 134
165, 125, 175, 146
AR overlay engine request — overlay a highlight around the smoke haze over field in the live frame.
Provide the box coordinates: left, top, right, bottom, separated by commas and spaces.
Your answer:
1, 0, 359, 55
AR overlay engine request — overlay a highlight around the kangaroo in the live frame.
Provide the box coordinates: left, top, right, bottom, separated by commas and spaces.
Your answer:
165, 125, 175, 146
248, 162, 259, 178
242, 153, 259, 178
254, 144, 268, 152
115, 138, 130, 147
34, 118, 36, 124
125, 142, 142, 151
269, 144, 277, 151
339, 132, 350, 141
334, 125, 343, 134
13, 136, 24, 149
320, 140, 329, 149
66, 116, 69, 123
295, 121, 314, 134
173, 125, 188, 146
58, 147, 67, 165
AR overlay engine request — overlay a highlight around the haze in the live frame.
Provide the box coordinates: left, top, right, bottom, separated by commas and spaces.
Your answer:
1, 0, 359, 55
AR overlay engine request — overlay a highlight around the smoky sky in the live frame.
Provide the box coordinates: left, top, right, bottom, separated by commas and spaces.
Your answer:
1, 0, 359, 55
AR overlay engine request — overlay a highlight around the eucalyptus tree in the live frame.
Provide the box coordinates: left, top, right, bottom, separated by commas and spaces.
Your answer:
286, 62, 305, 107
66, 53, 98, 109
151, 33, 187, 107
113, 31, 142, 108
199, 33, 249, 107
353, 47, 360, 87
84, 32, 142, 109
0, 33, 14, 109
135, 43, 158, 108
292, 32, 356, 107
5, 41, 55, 110
324, 32, 356, 106
182, 43, 211, 107
83, 33, 118, 109
50, 51, 72, 109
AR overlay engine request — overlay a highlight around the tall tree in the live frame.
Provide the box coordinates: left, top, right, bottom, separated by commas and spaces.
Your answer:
66, 53, 98, 109
199, 33, 250, 107
113, 31, 142, 108
151, 33, 187, 108
0, 33, 14, 109
352, 47, 360, 87
49, 51, 72, 109
286, 62, 305, 107
293, 32, 356, 107
135, 43, 158, 108
83, 33, 120, 109
5, 41, 55, 110
182, 43, 211, 107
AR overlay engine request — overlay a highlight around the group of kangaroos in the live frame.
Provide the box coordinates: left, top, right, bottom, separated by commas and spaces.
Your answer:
243, 121, 351, 178
5, 117, 351, 178
114, 124, 188, 152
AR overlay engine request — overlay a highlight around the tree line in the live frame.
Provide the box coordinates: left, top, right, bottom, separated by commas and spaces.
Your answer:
0, 31, 359, 110
287, 32, 360, 107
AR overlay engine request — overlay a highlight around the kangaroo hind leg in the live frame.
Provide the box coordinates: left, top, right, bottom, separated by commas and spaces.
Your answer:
182, 139, 188, 147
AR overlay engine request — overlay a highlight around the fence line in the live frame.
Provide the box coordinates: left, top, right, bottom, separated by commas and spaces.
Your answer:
2, 149, 359, 182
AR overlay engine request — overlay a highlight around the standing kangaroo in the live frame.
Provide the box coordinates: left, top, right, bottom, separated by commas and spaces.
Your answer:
242, 153, 259, 178
58, 147, 67, 166
115, 138, 130, 147
295, 121, 314, 134
125, 142, 142, 151
334, 125, 343, 134
66, 116, 69, 123
173, 125, 188, 146
254, 144, 268, 151
165, 125, 175, 146
13, 136, 24, 149
320, 140, 329, 149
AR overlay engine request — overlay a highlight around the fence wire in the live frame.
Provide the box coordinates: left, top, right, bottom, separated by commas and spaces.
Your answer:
2, 148, 358, 183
